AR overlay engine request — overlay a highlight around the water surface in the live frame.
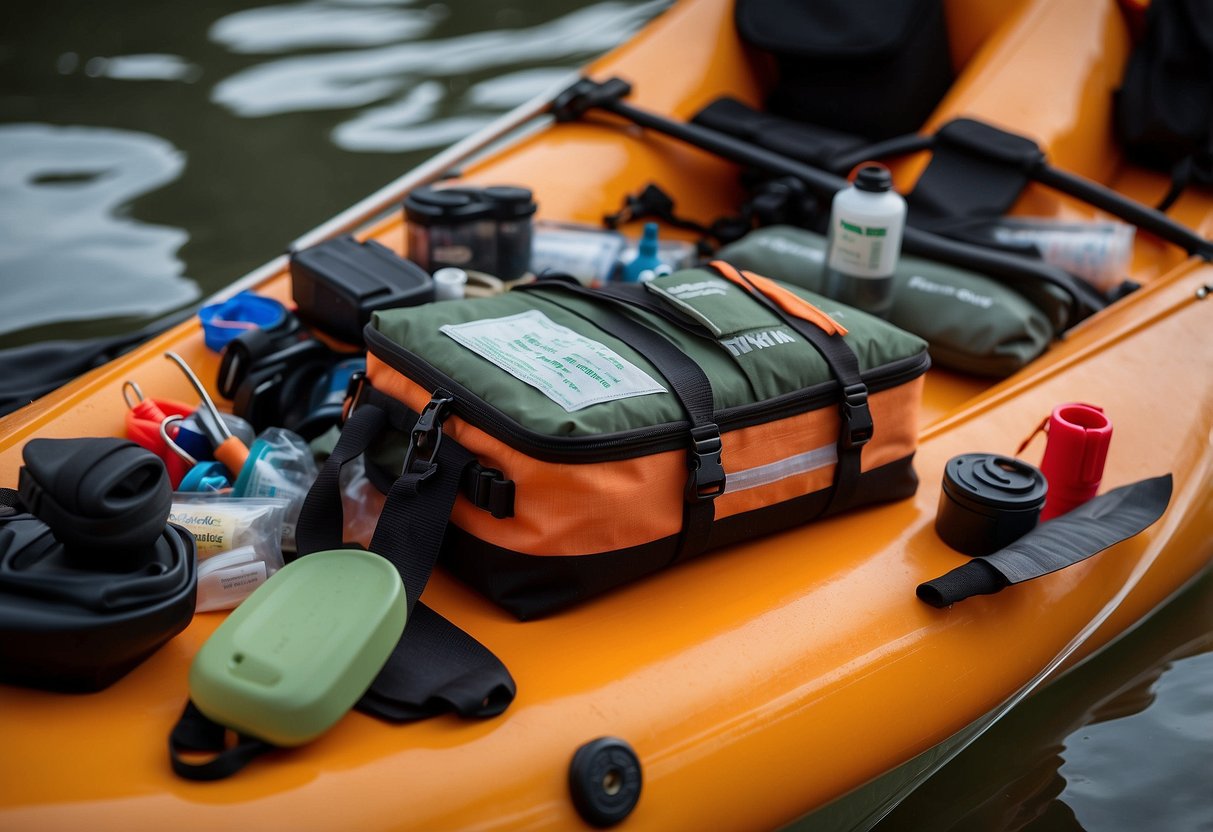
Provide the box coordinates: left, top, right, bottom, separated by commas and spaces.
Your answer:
0, 0, 664, 346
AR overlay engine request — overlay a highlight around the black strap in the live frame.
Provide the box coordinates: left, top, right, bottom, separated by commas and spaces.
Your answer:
351, 384, 515, 518
170, 403, 516, 780
528, 284, 722, 563
917, 474, 1173, 607
169, 701, 276, 782
296, 400, 516, 722
704, 264, 870, 516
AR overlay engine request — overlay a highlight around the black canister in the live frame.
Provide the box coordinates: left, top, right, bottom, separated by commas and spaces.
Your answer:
484, 186, 536, 281
404, 187, 494, 275
403, 185, 535, 280
935, 453, 1048, 556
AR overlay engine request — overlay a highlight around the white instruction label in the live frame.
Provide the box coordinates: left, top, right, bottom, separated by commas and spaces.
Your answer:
440, 310, 667, 412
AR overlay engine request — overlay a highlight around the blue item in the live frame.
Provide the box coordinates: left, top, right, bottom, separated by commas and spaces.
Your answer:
622, 222, 663, 283
198, 292, 288, 353
172, 422, 213, 462
173, 411, 256, 462
178, 461, 231, 493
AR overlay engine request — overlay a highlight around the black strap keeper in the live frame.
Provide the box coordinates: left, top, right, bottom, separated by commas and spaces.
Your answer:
462, 464, 515, 519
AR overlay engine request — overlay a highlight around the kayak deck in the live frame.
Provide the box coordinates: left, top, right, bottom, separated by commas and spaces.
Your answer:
3, 0, 1213, 829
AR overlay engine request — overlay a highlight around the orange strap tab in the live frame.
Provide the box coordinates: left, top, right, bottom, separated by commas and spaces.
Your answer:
709, 260, 848, 337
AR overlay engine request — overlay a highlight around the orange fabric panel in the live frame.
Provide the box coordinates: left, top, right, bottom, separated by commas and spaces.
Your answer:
369, 356, 687, 555
713, 377, 923, 520
368, 355, 922, 557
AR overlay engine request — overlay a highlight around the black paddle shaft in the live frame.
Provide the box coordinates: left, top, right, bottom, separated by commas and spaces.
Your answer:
581, 87, 1108, 322
554, 78, 1128, 323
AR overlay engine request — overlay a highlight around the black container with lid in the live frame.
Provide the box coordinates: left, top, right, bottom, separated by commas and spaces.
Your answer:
404, 185, 536, 280
290, 235, 433, 345
935, 453, 1048, 556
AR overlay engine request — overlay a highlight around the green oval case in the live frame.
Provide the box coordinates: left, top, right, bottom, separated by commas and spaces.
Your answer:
189, 549, 406, 747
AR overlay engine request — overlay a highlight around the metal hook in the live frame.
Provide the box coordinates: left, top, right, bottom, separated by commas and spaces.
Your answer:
163, 351, 233, 442
122, 381, 145, 410
159, 414, 198, 467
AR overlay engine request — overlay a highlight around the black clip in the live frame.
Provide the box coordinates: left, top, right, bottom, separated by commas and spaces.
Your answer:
402, 391, 455, 479
686, 424, 726, 503
552, 77, 633, 123
341, 369, 367, 424
840, 382, 873, 450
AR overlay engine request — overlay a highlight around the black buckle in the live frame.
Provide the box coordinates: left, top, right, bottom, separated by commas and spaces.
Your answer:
341, 370, 367, 424
686, 424, 726, 503
840, 382, 873, 450
552, 77, 633, 122
402, 391, 455, 478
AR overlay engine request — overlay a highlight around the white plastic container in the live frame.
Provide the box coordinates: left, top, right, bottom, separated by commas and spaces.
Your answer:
824, 163, 907, 318
433, 267, 469, 301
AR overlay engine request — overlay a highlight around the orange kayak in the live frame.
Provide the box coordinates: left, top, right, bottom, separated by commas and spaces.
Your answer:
2, 0, 1212, 828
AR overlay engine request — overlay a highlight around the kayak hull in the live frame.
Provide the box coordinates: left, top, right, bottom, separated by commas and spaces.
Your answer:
2, 0, 1212, 828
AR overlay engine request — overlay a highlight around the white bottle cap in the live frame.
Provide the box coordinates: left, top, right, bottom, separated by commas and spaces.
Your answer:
433, 267, 468, 301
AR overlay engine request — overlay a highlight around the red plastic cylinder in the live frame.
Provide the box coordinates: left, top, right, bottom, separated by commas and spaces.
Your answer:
1039, 402, 1113, 521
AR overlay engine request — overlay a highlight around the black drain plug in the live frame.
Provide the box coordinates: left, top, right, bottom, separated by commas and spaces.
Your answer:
568, 737, 642, 827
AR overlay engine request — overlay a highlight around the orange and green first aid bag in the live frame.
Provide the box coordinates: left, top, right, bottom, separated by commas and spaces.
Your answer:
293, 262, 929, 719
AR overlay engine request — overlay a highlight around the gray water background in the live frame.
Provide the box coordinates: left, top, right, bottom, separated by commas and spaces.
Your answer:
1, 2, 1210, 828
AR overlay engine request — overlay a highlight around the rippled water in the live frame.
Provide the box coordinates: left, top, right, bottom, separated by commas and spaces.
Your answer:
2, 3, 1212, 830
0, 0, 664, 346
874, 570, 1213, 832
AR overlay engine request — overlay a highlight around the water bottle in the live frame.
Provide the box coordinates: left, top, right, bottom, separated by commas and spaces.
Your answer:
824, 163, 906, 318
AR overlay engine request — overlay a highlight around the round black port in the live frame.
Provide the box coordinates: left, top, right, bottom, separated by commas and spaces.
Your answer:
568, 737, 642, 827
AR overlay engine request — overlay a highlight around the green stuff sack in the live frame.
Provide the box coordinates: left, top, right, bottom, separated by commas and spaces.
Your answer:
716, 225, 1056, 377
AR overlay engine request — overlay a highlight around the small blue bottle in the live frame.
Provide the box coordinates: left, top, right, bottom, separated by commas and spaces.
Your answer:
622, 222, 664, 283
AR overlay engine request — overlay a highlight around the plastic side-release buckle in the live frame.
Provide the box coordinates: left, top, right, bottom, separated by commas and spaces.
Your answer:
840, 382, 873, 450
341, 370, 367, 424
402, 391, 455, 479
686, 424, 726, 503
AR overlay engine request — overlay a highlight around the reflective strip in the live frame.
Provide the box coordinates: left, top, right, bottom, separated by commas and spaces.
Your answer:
724, 443, 838, 494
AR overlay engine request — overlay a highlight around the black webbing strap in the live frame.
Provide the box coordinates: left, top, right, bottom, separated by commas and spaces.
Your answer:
527, 283, 722, 563
169, 701, 276, 782
296, 399, 516, 721
917, 474, 1173, 607
705, 263, 870, 516
170, 401, 516, 780
352, 383, 515, 519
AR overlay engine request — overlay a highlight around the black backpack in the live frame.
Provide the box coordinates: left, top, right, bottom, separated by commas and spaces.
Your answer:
1116, 0, 1213, 209
734, 0, 952, 141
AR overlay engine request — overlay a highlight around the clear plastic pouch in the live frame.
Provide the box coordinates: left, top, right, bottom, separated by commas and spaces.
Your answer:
231, 427, 319, 552
168, 495, 288, 612
991, 218, 1135, 292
